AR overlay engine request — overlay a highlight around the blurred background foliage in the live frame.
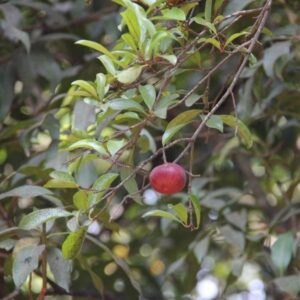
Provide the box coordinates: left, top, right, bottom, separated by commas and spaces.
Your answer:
0, 0, 300, 299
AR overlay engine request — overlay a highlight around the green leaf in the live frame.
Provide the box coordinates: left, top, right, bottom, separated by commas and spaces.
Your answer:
274, 276, 300, 296
73, 190, 88, 210
108, 98, 145, 113
139, 84, 156, 110
193, 16, 217, 34
107, 139, 126, 156
271, 231, 294, 275
263, 41, 291, 78
225, 31, 248, 47
68, 139, 107, 156
205, 0, 213, 21
162, 109, 201, 145
95, 73, 107, 100
76, 40, 116, 61
121, 9, 141, 43
147, 31, 169, 57
200, 37, 221, 50
88, 173, 119, 207
62, 227, 86, 260
160, 8, 186, 21
142, 210, 181, 222
0, 185, 53, 200
190, 194, 201, 229
71, 80, 98, 99
122, 33, 138, 51
45, 171, 78, 189
159, 54, 177, 65
115, 112, 140, 122
220, 225, 245, 251
220, 115, 253, 148
205, 115, 223, 132
19, 208, 72, 230
4, 25, 31, 53
98, 55, 117, 76
120, 166, 142, 204
116, 65, 144, 84
193, 237, 209, 263
48, 248, 72, 291
12, 245, 45, 287
153, 94, 179, 119
171, 203, 188, 224
185, 93, 201, 107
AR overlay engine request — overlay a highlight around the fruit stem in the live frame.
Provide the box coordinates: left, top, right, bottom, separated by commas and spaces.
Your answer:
188, 142, 195, 229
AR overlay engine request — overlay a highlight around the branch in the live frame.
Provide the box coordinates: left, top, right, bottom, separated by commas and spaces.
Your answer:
173, 0, 272, 163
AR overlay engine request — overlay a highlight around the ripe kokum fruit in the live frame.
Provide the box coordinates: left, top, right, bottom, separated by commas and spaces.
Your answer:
149, 163, 186, 194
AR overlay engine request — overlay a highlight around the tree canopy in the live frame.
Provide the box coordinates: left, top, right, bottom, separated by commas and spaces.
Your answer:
0, 0, 299, 299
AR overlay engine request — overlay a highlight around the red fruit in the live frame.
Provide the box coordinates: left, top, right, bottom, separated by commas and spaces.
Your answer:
149, 163, 186, 194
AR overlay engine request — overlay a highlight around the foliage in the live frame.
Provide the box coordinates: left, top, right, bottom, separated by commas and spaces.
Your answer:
0, 0, 300, 299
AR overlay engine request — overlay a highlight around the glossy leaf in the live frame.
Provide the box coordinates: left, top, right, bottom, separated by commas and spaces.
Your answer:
68, 139, 107, 156
45, 171, 78, 189
76, 40, 116, 61
160, 8, 186, 21
171, 203, 188, 224
95, 73, 107, 100
116, 65, 144, 84
120, 165, 142, 204
71, 80, 98, 99
225, 31, 248, 47
205, 115, 223, 132
88, 173, 119, 207
107, 139, 126, 156
139, 84, 156, 110
108, 98, 145, 113
162, 109, 201, 145
142, 210, 181, 222
73, 190, 88, 210
19, 208, 72, 230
